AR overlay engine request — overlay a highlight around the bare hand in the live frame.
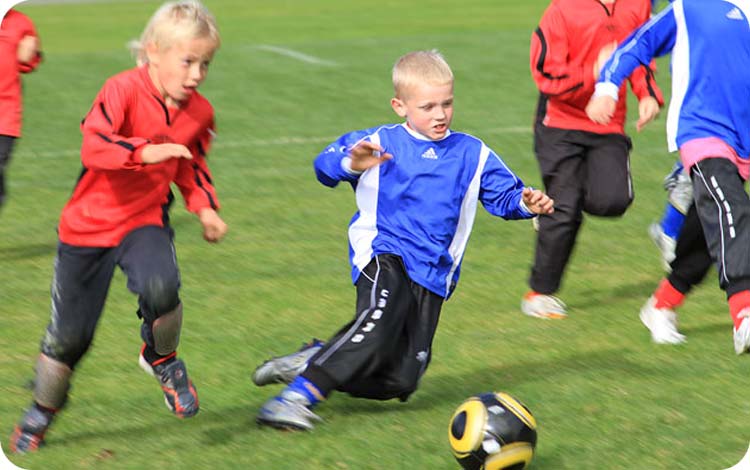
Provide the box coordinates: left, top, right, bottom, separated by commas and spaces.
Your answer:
349, 141, 393, 172
522, 187, 554, 215
199, 208, 227, 243
586, 95, 617, 125
593, 40, 618, 80
636, 96, 660, 132
17, 35, 39, 64
140, 143, 193, 164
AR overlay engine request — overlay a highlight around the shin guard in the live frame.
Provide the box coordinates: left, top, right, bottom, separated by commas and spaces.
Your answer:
151, 305, 183, 356
33, 354, 72, 410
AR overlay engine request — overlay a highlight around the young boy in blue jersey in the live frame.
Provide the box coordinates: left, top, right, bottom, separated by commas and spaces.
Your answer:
587, 0, 750, 354
251, 50, 554, 430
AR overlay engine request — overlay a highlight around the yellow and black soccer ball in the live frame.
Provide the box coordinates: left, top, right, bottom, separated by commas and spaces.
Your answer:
448, 392, 537, 470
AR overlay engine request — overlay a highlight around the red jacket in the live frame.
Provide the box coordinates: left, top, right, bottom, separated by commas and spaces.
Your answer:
0, 9, 41, 137
530, 0, 663, 134
59, 66, 220, 247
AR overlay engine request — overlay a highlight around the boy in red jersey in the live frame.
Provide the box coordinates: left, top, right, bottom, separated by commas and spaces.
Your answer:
0, 8, 42, 210
9, 1, 227, 454
522, 0, 664, 319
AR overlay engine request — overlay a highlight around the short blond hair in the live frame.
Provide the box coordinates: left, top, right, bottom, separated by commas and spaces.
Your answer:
129, 1, 220, 66
392, 50, 454, 99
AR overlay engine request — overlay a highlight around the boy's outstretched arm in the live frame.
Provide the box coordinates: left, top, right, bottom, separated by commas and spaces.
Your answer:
587, 6, 677, 126
522, 187, 554, 215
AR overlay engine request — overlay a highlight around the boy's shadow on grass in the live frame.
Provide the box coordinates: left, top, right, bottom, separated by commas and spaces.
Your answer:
332, 348, 653, 415
0, 242, 56, 261
49, 402, 257, 449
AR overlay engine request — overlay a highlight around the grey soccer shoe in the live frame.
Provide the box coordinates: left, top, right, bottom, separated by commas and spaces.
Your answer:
9, 405, 54, 454
252, 339, 324, 386
256, 392, 322, 431
140, 355, 199, 418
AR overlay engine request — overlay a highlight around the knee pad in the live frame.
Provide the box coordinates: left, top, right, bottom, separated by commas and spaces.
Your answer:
151, 305, 183, 355
33, 354, 72, 410
141, 275, 180, 318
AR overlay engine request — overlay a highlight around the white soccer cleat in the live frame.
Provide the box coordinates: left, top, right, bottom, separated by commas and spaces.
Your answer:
639, 296, 686, 345
648, 223, 677, 272
733, 315, 750, 355
521, 292, 567, 319
252, 339, 324, 386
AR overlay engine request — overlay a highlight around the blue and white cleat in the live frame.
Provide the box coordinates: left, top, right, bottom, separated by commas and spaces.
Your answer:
256, 392, 322, 431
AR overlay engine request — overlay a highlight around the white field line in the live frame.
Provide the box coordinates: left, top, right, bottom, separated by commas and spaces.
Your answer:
254, 45, 338, 66
14, 126, 531, 160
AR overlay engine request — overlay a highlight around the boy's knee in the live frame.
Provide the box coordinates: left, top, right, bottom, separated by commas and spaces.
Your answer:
584, 194, 632, 217
40, 329, 91, 369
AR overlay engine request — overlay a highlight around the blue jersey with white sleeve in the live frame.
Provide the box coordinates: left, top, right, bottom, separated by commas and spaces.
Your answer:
314, 123, 534, 299
595, 0, 750, 157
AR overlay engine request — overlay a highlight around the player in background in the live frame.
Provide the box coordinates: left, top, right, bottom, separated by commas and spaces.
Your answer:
0, 8, 42, 211
587, 0, 750, 354
522, 0, 663, 319
9, 1, 227, 453
251, 50, 554, 431
648, 161, 690, 271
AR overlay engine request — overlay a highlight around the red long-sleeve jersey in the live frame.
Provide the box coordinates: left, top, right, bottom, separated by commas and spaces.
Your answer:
59, 65, 220, 247
530, 0, 663, 134
0, 9, 42, 137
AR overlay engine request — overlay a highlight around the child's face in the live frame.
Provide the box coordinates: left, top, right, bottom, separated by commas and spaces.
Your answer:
147, 36, 217, 106
391, 81, 454, 141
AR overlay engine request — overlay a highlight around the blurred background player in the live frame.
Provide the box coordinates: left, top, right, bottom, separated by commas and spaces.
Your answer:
9, 1, 227, 453
587, 0, 750, 354
251, 50, 554, 431
0, 8, 42, 211
523, 0, 663, 319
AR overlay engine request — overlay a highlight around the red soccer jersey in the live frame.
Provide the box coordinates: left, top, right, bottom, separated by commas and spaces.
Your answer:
0, 9, 41, 137
530, 0, 664, 134
58, 65, 220, 247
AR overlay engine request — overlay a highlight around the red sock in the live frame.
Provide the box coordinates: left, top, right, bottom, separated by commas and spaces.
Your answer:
728, 290, 750, 329
653, 279, 685, 310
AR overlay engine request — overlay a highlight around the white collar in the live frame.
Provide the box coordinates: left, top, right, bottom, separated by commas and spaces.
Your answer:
401, 122, 451, 142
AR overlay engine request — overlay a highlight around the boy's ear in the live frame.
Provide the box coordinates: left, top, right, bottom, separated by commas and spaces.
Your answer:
145, 42, 160, 66
391, 97, 407, 118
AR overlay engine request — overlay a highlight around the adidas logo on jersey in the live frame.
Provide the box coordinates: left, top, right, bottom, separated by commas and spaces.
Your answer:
727, 7, 744, 20
421, 147, 438, 159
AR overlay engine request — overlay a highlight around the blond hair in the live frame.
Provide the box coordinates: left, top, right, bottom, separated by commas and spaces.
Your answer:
129, 1, 220, 66
392, 50, 454, 99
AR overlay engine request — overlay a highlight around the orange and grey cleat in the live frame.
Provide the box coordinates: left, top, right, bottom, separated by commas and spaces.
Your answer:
140, 354, 199, 418
9, 406, 54, 454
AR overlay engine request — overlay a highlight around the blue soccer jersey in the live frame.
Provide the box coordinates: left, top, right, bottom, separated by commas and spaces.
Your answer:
314, 123, 534, 299
596, 0, 750, 157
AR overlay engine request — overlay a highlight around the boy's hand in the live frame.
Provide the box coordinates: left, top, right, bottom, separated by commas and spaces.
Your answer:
199, 208, 227, 243
586, 95, 616, 125
140, 144, 193, 164
522, 187, 554, 215
17, 35, 39, 64
349, 141, 393, 172
636, 96, 660, 132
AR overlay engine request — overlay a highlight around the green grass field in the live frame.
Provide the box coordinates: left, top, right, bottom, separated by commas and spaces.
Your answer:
3, 0, 750, 468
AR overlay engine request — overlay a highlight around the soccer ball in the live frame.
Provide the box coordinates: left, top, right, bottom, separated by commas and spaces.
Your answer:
448, 392, 537, 470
